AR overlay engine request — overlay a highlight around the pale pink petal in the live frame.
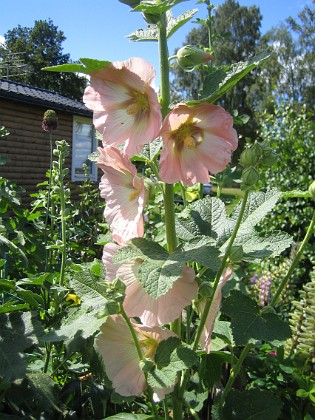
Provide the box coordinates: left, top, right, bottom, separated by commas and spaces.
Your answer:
96, 315, 146, 396
117, 263, 197, 326
97, 146, 146, 244
199, 267, 233, 353
96, 315, 176, 398
102, 243, 122, 281
83, 58, 162, 157
159, 103, 238, 185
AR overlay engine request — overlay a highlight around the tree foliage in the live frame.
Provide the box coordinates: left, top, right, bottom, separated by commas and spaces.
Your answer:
0, 19, 87, 100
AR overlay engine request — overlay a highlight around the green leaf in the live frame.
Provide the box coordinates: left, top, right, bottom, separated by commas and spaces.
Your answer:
135, 0, 189, 14
43, 306, 106, 343
0, 234, 28, 267
69, 261, 109, 309
147, 337, 198, 389
200, 351, 234, 388
189, 50, 273, 104
137, 137, 163, 161
128, 27, 158, 42
16, 289, 44, 309
175, 196, 228, 242
221, 290, 292, 346
240, 231, 293, 260
223, 389, 283, 420
43, 58, 111, 74
26, 372, 63, 414
0, 312, 44, 382
167, 9, 198, 39
0, 302, 29, 314
0, 279, 16, 292
106, 414, 158, 420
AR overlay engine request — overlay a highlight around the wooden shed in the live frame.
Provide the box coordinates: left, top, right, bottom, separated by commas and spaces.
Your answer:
0, 78, 98, 205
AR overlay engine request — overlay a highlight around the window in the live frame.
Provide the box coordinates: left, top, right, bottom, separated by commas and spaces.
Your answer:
71, 116, 97, 182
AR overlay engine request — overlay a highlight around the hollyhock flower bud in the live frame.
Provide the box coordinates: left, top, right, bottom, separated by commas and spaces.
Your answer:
242, 166, 259, 186
42, 109, 58, 132
198, 282, 214, 298
229, 245, 244, 262
177, 45, 213, 71
308, 180, 315, 199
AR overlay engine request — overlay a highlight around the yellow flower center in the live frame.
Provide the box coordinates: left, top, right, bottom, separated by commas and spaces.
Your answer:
126, 91, 149, 116
139, 336, 159, 359
128, 189, 140, 201
171, 123, 204, 154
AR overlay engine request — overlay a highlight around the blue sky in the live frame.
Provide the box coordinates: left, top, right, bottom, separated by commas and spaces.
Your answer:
0, 0, 309, 82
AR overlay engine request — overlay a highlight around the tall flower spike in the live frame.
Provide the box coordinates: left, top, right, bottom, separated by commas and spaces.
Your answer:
83, 57, 162, 157
159, 103, 238, 186
198, 267, 233, 353
102, 243, 197, 326
96, 315, 176, 399
97, 146, 147, 245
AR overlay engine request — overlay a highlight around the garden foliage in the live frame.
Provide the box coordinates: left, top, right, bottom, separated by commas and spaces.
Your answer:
0, 1, 314, 419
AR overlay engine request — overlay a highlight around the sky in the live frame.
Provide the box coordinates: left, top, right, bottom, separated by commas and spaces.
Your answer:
0, 0, 310, 83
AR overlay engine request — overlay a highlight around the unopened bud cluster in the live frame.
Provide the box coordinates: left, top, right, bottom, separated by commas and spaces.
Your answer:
42, 109, 58, 132
239, 141, 277, 190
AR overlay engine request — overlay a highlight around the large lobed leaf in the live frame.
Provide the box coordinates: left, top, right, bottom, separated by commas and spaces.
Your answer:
114, 237, 220, 298
188, 50, 273, 105
147, 337, 198, 389
0, 312, 44, 382
128, 8, 197, 41
176, 189, 292, 261
221, 290, 291, 346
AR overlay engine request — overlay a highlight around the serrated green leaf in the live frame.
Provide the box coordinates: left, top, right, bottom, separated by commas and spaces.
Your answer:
240, 231, 293, 260
137, 137, 162, 161
167, 9, 198, 39
223, 389, 283, 420
221, 290, 291, 346
0, 312, 44, 382
128, 26, 158, 42
189, 50, 272, 104
43, 58, 111, 74
43, 306, 106, 343
135, 0, 189, 14
69, 261, 108, 309
147, 337, 198, 389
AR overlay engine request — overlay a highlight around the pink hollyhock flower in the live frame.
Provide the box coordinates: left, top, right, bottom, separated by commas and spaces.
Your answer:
159, 103, 238, 186
117, 263, 197, 326
102, 242, 197, 326
97, 146, 147, 245
198, 267, 233, 353
83, 57, 162, 157
96, 315, 176, 398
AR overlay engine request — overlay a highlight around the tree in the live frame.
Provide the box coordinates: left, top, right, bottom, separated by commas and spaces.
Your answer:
249, 0, 315, 111
0, 19, 86, 101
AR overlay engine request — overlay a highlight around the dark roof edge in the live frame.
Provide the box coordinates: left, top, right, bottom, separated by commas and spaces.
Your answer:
0, 90, 92, 117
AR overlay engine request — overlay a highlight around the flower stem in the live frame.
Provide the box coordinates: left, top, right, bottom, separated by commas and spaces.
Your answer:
270, 208, 315, 306
58, 152, 67, 286
192, 190, 249, 352
220, 342, 252, 402
179, 190, 249, 398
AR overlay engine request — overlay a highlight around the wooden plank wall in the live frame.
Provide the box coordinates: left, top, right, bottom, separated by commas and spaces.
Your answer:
0, 98, 75, 205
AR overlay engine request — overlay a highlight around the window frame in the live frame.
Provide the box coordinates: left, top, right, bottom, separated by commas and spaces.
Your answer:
71, 115, 97, 182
